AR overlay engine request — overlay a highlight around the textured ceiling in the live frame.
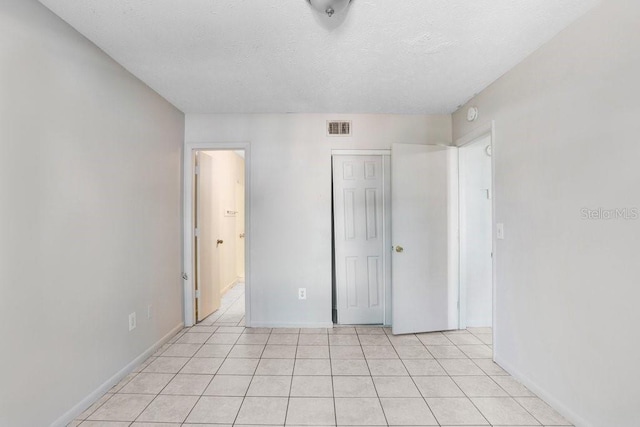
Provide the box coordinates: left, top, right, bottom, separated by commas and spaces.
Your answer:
39, 0, 599, 114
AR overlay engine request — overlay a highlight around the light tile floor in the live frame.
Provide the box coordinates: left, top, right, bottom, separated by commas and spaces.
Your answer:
70, 283, 572, 426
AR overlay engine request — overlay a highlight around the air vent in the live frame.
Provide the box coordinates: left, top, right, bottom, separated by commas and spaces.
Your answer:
327, 120, 351, 136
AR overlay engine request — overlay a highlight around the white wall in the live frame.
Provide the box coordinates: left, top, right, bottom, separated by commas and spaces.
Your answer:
0, 2, 185, 426
453, 1, 640, 426
186, 114, 451, 327
459, 136, 493, 327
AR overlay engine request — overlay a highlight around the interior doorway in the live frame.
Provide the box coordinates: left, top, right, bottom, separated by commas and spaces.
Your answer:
332, 145, 463, 336
183, 143, 250, 327
459, 134, 494, 329
331, 146, 460, 334
331, 152, 391, 326
194, 150, 246, 323
193, 150, 246, 323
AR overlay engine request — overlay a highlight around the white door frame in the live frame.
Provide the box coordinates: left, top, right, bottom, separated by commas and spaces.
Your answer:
183, 142, 252, 327
332, 149, 391, 325
455, 122, 496, 344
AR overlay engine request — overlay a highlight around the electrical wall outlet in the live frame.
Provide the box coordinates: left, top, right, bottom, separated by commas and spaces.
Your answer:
128, 312, 137, 331
147, 304, 153, 319
298, 288, 307, 300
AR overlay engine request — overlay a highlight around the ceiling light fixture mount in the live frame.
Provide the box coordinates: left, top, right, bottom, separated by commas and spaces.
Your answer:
307, 0, 352, 17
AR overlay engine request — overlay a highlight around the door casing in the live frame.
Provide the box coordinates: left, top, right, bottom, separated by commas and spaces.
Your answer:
183, 142, 251, 327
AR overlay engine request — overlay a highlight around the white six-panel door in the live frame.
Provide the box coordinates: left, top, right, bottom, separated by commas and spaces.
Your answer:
333, 155, 387, 325
391, 144, 459, 334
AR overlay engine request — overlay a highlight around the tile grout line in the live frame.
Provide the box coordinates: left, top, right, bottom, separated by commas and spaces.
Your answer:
328, 336, 339, 427
417, 329, 468, 427
229, 326, 271, 425
357, 328, 391, 427
80, 280, 567, 427
392, 333, 442, 426
182, 326, 236, 424
424, 330, 496, 426
131, 324, 219, 424
282, 330, 300, 426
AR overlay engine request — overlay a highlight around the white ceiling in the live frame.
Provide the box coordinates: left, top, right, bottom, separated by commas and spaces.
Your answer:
39, 0, 599, 114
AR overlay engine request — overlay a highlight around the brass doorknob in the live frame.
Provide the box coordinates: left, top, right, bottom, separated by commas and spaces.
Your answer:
395, 245, 404, 253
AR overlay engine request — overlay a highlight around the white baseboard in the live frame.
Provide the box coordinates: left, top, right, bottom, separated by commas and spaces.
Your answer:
494, 353, 591, 427
250, 321, 334, 328
51, 322, 184, 427
220, 278, 239, 296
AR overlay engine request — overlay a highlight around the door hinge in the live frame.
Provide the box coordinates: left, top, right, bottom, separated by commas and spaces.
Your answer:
194, 228, 200, 237
194, 165, 200, 175
195, 289, 201, 299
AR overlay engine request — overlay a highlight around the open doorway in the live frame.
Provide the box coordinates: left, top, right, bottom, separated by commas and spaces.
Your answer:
456, 123, 496, 357
194, 150, 246, 323
459, 134, 494, 329
331, 146, 460, 335
331, 143, 490, 336
184, 145, 249, 327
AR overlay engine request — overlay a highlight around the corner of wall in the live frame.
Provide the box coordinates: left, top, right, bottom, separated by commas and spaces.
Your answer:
50, 322, 184, 427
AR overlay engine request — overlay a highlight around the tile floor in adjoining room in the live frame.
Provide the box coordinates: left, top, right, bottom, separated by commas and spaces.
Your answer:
197, 282, 247, 328
70, 283, 572, 426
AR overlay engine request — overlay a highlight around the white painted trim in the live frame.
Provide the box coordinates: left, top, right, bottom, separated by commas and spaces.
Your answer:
455, 121, 494, 148
331, 149, 391, 156
251, 321, 335, 328
220, 278, 240, 296
455, 121, 497, 350
51, 322, 184, 427
183, 141, 252, 327
382, 155, 392, 326
447, 147, 460, 330
494, 354, 590, 427
458, 146, 468, 330
488, 122, 497, 355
